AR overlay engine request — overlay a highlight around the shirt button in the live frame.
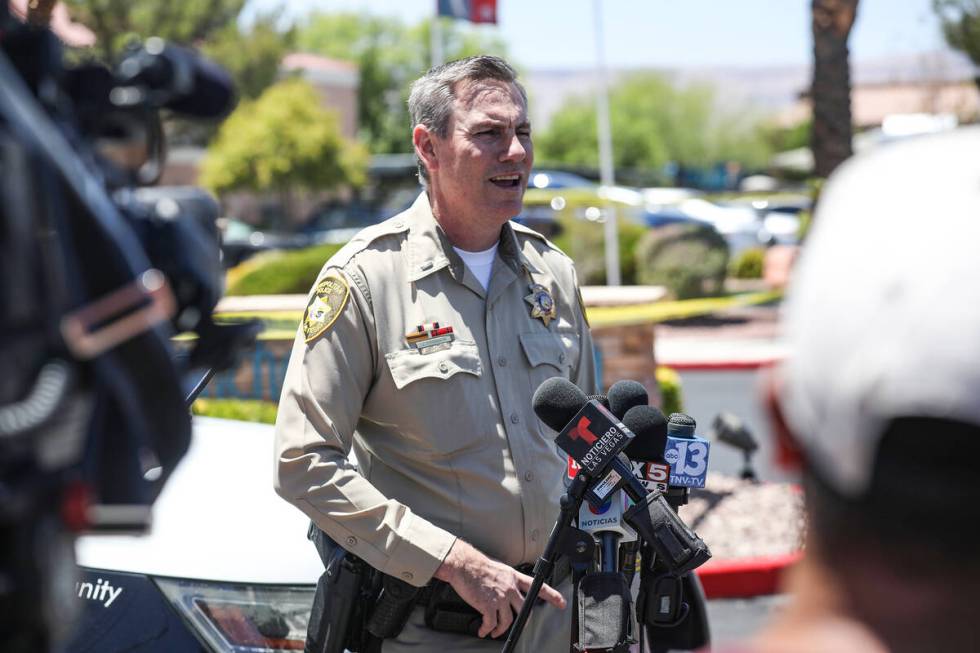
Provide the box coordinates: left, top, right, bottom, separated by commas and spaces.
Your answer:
510, 413, 520, 424
346, 536, 357, 546
497, 356, 507, 367
559, 353, 566, 364
401, 571, 414, 581
393, 220, 404, 229
438, 362, 449, 373
524, 471, 534, 482
531, 529, 539, 541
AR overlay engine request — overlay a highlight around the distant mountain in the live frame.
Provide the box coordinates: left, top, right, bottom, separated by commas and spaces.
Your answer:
526, 50, 974, 128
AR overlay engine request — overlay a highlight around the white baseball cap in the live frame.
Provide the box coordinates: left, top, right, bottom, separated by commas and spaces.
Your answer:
779, 126, 980, 497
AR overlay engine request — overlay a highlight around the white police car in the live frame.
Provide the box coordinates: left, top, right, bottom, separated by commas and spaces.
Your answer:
68, 417, 323, 652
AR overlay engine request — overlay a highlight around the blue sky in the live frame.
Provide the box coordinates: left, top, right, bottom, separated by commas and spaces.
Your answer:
248, 0, 948, 69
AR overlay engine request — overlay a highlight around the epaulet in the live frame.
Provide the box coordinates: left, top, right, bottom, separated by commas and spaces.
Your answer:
323, 214, 412, 270
509, 220, 568, 258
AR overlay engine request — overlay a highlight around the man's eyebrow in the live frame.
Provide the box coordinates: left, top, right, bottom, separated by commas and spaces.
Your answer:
470, 118, 532, 130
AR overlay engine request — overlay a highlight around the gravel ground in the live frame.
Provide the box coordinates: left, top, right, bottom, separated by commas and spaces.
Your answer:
680, 473, 805, 560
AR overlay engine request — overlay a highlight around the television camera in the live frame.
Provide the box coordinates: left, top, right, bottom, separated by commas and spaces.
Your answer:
0, 6, 256, 650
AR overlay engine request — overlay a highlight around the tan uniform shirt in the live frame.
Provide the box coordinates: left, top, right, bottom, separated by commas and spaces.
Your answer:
274, 193, 597, 588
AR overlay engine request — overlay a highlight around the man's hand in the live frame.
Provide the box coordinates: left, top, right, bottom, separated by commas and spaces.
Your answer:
434, 539, 566, 638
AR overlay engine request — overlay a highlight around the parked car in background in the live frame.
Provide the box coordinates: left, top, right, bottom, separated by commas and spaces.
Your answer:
302, 188, 420, 245
68, 418, 322, 652
674, 197, 806, 258
219, 218, 312, 268
517, 186, 716, 238
528, 169, 596, 190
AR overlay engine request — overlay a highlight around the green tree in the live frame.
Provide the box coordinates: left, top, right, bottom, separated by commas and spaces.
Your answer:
62, 0, 246, 63
296, 13, 507, 153
934, 0, 980, 91
536, 73, 772, 173
760, 119, 812, 154
202, 13, 296, 101
810, 0, 859, 178
200, 78, 368, 219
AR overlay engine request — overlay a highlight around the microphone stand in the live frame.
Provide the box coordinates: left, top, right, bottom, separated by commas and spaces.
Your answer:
642, 485, 710, 653
501, 473, 591, 653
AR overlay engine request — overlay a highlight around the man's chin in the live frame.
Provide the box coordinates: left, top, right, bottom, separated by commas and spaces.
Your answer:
491, 194, 526, 220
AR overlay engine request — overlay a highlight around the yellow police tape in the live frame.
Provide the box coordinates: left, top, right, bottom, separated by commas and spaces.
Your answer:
206, 289, 783, 340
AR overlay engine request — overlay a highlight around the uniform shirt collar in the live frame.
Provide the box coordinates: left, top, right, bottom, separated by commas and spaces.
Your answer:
405, 192, 539, 282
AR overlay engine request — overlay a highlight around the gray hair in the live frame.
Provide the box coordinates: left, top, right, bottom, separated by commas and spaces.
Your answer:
408, 55, 528, 186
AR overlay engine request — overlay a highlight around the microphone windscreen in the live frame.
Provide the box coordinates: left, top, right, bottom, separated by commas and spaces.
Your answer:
667, 412, 697, 438
607, 380, 649, 419
623, 405, 669, 461
586, 394, 610, 410
532, 377, 588, 432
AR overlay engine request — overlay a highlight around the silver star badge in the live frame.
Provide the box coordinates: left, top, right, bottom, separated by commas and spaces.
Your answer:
524, 283, 557, 327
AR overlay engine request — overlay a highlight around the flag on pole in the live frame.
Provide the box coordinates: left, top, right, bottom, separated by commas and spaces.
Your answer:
437, 0, 497, 24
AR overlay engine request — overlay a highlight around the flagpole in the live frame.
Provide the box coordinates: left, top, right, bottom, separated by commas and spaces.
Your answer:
593, 0, 620, 286
431, 3, 444, 68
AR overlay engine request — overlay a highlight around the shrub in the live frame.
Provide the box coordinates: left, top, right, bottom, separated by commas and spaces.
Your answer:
192, 398, 279, 424
226, 243, 343, 295
553, 212, 648, 285
634, 223, 729, 299
656, 366, 684, 416
729, 247, 766, 279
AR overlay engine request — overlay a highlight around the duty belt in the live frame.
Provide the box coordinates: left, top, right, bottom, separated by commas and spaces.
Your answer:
414, 557, 572, 640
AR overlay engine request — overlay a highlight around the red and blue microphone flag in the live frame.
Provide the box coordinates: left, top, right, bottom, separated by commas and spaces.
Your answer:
437, 0, 497, 24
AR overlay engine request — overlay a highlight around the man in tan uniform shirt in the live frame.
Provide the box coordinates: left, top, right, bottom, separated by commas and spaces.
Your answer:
274, 56, 596, 652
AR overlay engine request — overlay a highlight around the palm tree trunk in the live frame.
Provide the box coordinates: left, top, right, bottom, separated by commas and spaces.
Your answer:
810, 0, 859, 178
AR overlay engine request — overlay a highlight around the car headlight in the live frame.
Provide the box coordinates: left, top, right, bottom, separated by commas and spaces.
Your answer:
155, 577, 315, 652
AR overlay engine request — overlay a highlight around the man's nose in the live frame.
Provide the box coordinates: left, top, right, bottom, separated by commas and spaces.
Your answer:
500, 133, 527, 162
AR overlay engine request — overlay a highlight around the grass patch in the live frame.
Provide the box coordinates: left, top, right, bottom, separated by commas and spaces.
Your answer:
192, 398, 278, 424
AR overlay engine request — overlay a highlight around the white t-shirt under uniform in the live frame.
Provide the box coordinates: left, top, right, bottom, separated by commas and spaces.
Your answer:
453, 242, 499, 291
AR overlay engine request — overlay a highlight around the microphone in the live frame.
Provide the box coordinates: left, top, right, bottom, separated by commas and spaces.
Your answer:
533, 378, 643, 503
576, 491, 637, 571
635, 411, 712, 651
607, 380, 648, 419
663, 414, 712, 503
586, 393, 610, 410
622, 405, 671, 494
532, 379, 711, 575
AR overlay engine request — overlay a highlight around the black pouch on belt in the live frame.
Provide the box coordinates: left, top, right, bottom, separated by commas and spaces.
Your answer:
575, 571, 636, 652
366, 574, 421, 640
306, 523, 380, 653
424, 581, 492, 639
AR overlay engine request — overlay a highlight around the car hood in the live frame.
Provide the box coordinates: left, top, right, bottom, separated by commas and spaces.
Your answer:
76, 417, 324, 584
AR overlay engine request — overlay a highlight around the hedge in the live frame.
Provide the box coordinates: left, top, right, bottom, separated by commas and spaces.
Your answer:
225, 243, 343, 296
656, 366, 684, 416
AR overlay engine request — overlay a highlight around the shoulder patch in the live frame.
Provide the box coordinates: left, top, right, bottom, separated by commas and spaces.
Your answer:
303, 274, 350, 343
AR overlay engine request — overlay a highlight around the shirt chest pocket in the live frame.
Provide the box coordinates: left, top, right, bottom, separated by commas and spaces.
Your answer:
383, 340, 490, 456
519, 332, 577, 386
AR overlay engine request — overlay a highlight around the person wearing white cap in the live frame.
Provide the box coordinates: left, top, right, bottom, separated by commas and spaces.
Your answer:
747, 126, 980, 653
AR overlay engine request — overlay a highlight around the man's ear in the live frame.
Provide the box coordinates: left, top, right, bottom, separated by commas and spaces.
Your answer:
762, 367, 805, 471
413, 124, 438, 176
